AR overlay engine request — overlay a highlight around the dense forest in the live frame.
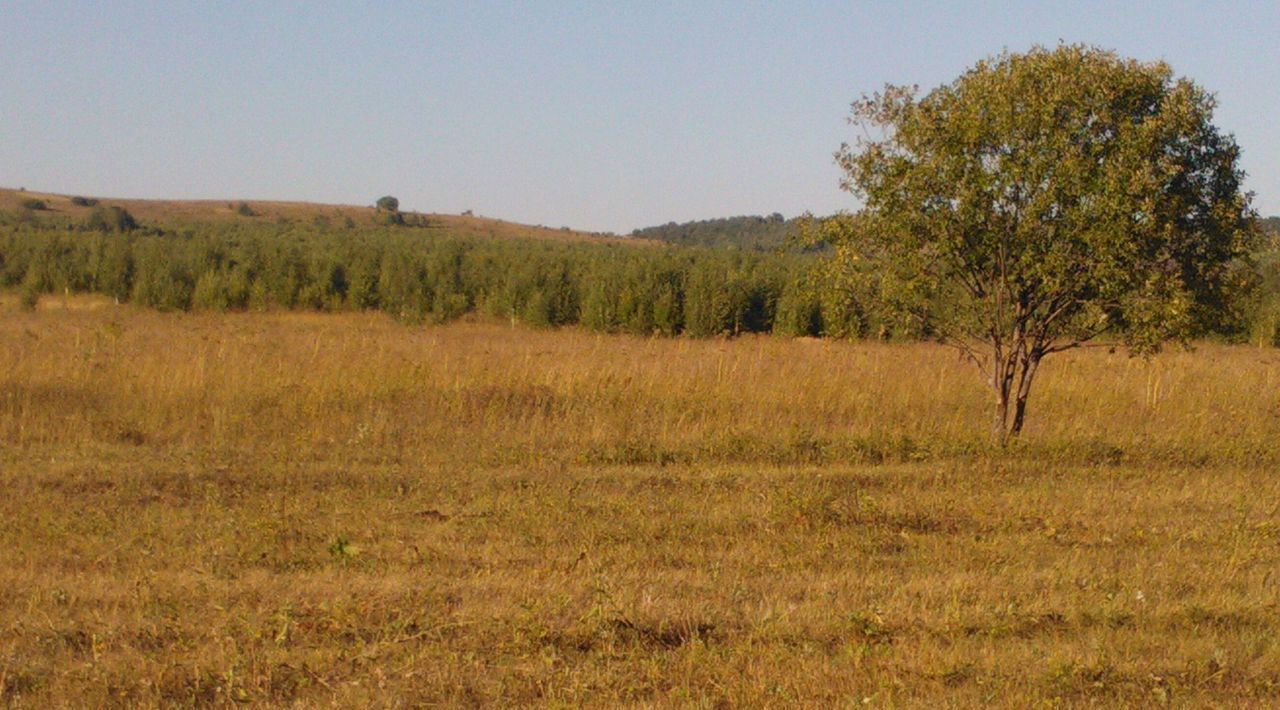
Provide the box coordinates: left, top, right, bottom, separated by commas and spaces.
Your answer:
4, 205, 1280, 345
0, 210, 887, 338
630, 213, 804, 250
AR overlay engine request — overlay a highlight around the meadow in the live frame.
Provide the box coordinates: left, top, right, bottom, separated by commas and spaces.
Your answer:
3, 294, 1280, 706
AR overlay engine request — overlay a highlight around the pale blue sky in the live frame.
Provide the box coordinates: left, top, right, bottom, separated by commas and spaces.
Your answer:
2, 1, 1277, 232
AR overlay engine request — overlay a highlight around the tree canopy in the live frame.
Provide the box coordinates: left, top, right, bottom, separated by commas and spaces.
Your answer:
631, 213, 799, 251
828, 45, 1258, 442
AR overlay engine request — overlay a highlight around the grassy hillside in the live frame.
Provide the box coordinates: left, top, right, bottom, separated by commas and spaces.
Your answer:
0, 187, 643, 245
3, 297, 1280, 705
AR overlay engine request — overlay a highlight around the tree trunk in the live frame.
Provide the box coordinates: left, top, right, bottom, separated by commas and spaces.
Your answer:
1010, 396, 1028, 438
992, 349, 1042, 445
1010, 352, 1041, 438
992, 390, 1010, 447
991, 356, 1012, 447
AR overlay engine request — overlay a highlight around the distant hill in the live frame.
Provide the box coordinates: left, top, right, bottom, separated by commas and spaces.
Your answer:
630, 214, 804, 251
0, 187, 650, 246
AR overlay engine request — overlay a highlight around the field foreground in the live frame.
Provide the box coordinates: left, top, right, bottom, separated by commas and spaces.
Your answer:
3, 296, 1280, 706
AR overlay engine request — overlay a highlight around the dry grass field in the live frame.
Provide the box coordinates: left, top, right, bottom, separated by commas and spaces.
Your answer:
3, 294, 1280, 706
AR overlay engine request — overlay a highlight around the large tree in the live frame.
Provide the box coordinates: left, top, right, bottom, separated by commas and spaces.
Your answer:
830, 45, 1257, 444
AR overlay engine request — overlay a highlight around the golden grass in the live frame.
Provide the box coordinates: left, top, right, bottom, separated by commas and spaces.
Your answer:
3, 295, 1280, 706
0, 188, 648, 244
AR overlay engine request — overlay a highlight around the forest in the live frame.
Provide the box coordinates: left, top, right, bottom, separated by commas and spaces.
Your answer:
629, 213, 802, 250
3, 206, 1280, 346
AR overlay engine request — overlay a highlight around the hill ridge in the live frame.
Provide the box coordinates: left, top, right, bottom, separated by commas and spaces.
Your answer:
0, 187, 646, 245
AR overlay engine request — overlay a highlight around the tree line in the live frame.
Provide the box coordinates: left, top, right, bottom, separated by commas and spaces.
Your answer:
0, 217, 878, 338
630, 213, 802, 251
2, 211, 1279, 344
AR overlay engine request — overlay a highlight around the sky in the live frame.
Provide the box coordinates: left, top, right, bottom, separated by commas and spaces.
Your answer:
2, 1, 1277, 233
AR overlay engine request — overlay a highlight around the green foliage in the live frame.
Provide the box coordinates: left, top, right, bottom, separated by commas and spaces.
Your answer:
832, 45, 1258, 441
88, 233, 134, 302
632, 213, 800, 251
70, 196, 98, 207
19, 282, 39, 311
236, 202, 256, 217
772, 279, 823, 337
0, 219, 817, 338
3, 196, 1272, 356
85, 205, 139, 232
684, 259, 744, 337
192, 269, 251, 312
130, 238, 194, 311
1244, 232, 1280, 346
376, 196, 400, 212
20, 198, 47, 211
